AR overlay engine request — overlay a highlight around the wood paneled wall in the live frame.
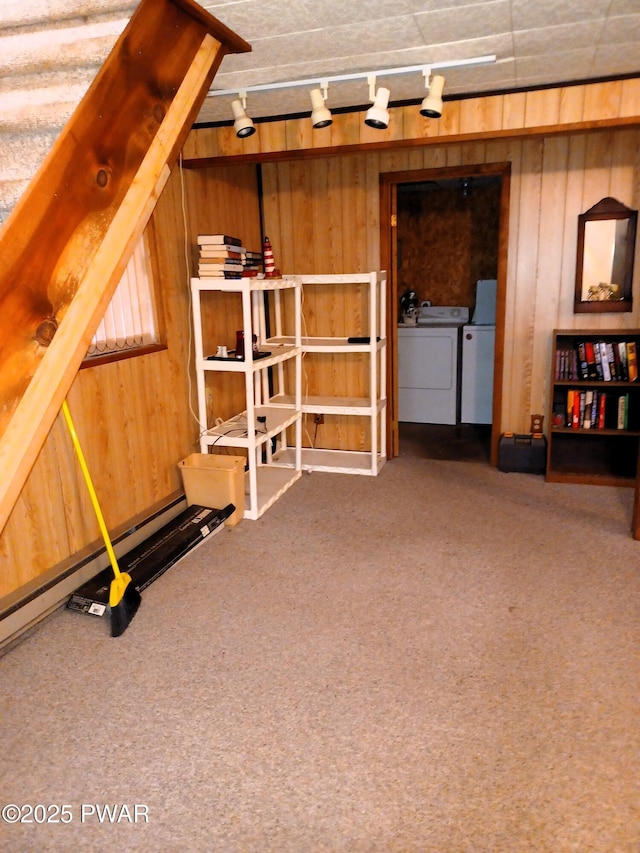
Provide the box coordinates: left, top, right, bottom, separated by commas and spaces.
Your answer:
182, 163, 263, 425
0, 161, 261, 599
256, 132, 640, 444
396, 179, 501, 310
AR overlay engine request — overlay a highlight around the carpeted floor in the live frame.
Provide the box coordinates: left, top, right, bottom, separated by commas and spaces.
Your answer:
1, 450, 639, 852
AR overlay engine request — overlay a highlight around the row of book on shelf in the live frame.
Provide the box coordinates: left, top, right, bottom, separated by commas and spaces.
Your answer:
555, 339, 638, 382
196, 234, 263, 279
553, 388, 631, 430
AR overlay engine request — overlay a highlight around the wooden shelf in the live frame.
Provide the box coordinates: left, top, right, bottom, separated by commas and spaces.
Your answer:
547, 329, 640, 486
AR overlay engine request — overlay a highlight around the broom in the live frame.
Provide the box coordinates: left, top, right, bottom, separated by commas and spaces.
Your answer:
61, 400, 141, 637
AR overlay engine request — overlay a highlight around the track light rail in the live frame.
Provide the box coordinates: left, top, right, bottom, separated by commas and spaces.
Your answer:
206, 55, 497, 99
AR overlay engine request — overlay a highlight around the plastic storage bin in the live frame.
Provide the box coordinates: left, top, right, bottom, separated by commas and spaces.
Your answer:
178, 453, 245, 526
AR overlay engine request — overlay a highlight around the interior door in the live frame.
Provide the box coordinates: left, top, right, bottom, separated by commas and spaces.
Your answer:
380, 163, 510, 467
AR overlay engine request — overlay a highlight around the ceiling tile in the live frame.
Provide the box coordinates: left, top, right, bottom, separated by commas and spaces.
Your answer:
600, 13, 640, 45
516, 49, 594, 84
511, 0, 611, 30
212, 15, 426, 80
203, 0, 415, 40
414, 0, 512, 43
514, 21, 605, 57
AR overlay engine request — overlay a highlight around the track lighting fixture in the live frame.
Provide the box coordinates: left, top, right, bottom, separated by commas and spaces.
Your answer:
310, 83, 332, 128
231, 92, 255, 138
364, 76, 390, 129
420, 73, 445, 118
207, 55, 496, 135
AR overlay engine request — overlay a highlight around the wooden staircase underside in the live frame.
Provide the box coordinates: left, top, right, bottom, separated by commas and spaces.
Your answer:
0, 0, 249, 534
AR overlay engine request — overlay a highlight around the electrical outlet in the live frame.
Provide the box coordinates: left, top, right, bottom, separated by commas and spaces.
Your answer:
314, 413, 324, 425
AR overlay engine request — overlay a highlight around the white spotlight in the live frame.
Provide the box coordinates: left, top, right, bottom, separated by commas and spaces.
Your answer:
231, 93, 255, 138
310, 84, 332, 128
364, 75, 390, 129
420, 73, 445, 118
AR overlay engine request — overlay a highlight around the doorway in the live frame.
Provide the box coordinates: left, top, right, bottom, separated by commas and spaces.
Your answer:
380, 163, 511, 465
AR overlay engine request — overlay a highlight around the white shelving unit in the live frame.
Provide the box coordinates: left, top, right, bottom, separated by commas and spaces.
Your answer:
190, 276, 303, 520
278, 271, 387, 475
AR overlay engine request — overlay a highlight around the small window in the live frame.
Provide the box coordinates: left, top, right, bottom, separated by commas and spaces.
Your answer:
86, 236, 159, 358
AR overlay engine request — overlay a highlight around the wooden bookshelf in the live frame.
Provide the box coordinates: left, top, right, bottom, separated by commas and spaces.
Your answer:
547, 329, 640, 487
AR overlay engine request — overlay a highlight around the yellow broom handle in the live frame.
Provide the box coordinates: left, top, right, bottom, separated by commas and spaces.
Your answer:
61, 400, 122, 580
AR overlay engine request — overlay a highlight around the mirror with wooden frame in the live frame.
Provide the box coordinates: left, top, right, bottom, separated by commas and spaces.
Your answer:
574, 197, 637, 313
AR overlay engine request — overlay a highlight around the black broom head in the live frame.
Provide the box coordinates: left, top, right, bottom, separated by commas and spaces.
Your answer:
110, 581, 141, 637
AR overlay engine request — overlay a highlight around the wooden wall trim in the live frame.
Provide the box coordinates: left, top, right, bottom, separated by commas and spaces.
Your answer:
182, 79, 640, 167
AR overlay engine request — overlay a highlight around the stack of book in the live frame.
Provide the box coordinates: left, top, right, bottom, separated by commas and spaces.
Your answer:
555, 340, 638, 381
197, 234, 245, 279
242, 250, 263, 277
557, 388, 630, 430
554, 345, 579, 380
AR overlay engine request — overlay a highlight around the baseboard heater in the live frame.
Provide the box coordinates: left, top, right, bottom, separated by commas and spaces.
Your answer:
0, 495, 233, 649
67, 503, 234, 617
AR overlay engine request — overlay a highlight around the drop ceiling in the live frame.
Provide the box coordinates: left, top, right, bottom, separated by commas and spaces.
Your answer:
198, 0, 640, 125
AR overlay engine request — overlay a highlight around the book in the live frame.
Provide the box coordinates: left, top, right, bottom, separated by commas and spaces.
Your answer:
599, 341, 611, 381
197, 270, 243, 279
627, 342, 638, 381
197, 234, 243, 247
617, 393, 628, 429
590, 389, 599, 428
584, 342, 598, 379
578, 390, 586, 428
198, 269, 243, 277
598, 391, 606, 428
582, 389, 593, 428
198, 250, 244, 260
593, 342, 604, 380
200, 243, 245, 253
617, 342, 628, 381
557, 346, 576, 379
605, 342, 618, 380
576, 342, 589, 379
566, 389, 574, 427
198, 261, 243, 270
198, 254, 243, 261
572, 389, 580, 428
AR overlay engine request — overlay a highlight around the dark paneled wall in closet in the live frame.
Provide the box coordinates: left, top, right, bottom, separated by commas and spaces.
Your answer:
397, 177, 501, 311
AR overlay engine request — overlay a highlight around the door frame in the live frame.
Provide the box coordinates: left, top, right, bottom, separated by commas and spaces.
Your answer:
379, 161, 512, 465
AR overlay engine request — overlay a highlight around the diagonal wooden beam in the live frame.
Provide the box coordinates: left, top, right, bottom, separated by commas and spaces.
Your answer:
0, 0, 250, 534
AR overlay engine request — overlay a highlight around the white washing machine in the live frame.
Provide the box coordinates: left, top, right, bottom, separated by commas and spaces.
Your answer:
398, 306, 469, 424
